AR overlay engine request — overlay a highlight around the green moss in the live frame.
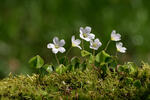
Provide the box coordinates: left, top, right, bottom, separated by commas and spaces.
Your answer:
0, 63, 150, 99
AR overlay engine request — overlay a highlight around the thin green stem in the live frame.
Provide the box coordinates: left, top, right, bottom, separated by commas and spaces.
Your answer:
115, 51, 118, 57
55, 54, 60, 65
93, 49, 96, 63
104, 40, 111, 51
66, 47, 72, 57
82, 40, 84, 50
93, 49, 95, 56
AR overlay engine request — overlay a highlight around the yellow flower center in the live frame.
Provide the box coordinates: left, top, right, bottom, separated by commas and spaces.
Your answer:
72, 43, 76, 47
111, 37, 115, 41
83, 33, 88, 38
117, 48, 120, 52
93, 43, 97, 47
55, 45, 59, 49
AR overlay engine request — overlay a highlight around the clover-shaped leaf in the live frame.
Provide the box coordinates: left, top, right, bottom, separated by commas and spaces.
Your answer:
79, 61, 87, 71
81, 50, 91, 57
108, 57, 117, 69
89, 55, 95, 64
96, 50, 111, 63
71, 57, 80, 68
29, 55, 44, 69
59, 56, 69, 66
43, 64, 54, 73
69, 57, 81, 72
56, 64, 67, 74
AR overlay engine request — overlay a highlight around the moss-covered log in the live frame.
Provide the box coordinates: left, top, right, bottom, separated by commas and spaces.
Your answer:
0, 63, 150, 100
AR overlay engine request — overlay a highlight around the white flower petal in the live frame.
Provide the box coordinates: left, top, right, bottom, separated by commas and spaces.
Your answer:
117, 42, 123, 47
111, 30, 121, 41
53, 37, 59, 45
72, 36, 75, 42
89, 38, 102, 50
116, 42, 126, 53
94, 39, 100, 43
72, 36, 82, 49
52, 48, 59, 54
90, 40, 94, 45
58, 47, 66, 53
80, 27, 84, 34
85, 26, 91, 34
59, 39, 65, 47
90, 45, 94, 49
79, 26, 95, 41
80, 33, 90, 41
80, 33, 84, 39
77, 45, 82, 49
75, 39, 81, 44
120, 47, 126, 53
47, 43, 54, 49
84, 37, 91, 41
111, 30, 116, 35
88, 33, 95, 40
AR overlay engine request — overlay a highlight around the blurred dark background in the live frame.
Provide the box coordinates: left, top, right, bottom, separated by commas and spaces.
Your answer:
0, 0, 150, 78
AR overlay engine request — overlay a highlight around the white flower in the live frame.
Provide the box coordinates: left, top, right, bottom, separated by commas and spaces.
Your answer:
111, 30, 121, 41
47, 37, 66, 54
116, 42, 127, 53
90, 38, 102, 50
80, 26, 95, 41
71, 35, 82, 49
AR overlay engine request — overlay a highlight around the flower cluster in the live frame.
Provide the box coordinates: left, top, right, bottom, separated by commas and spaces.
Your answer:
47, 26, 127, 54
111, 30, 127, 53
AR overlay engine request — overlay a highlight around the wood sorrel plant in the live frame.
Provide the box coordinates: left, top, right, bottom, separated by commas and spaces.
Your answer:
29, 26, 127, 76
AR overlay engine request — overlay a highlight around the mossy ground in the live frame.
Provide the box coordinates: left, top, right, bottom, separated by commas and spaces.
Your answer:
0, 63, 150, 100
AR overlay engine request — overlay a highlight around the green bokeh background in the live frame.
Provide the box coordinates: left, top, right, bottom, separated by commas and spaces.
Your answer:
0, 0, 150, 78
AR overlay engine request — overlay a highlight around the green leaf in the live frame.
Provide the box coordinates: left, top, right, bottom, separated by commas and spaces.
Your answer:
81, 50, 91, 57
118, 65, 124, 72
95, 50, 111, 63
119, 62, 138, 74
89, 55, 95, 64
56, 64, 67, 74
79, 61, 87, 71
133, 80, 141, 88
59, 56, 69, 66
29, 55, 44, 69
122, 64, 130, 73
125, 77, 133, 85
100, 63, 109, 77
127, 62, 138, 74
108, 57, 117, 69
43, 64, 53, 73
71, 57, 80, 68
